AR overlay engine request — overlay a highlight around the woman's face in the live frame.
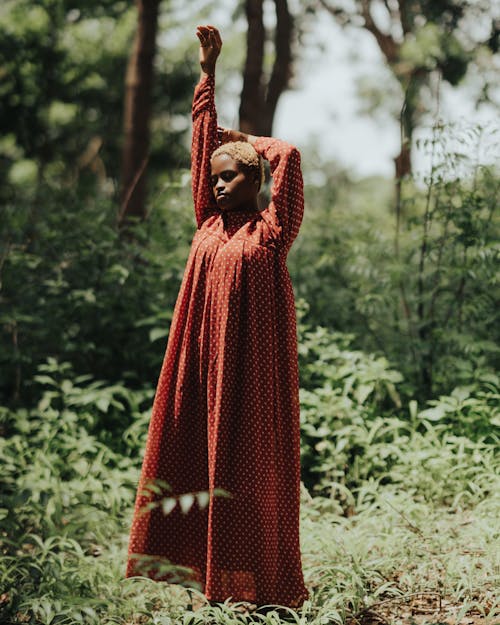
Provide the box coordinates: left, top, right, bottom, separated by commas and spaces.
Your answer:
210, 154, 258, 211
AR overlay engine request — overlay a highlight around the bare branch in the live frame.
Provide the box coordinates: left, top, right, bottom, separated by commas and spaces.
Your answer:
318, 0, 354, 26
360, 0, 399, 64
397, 0, 411, 34
384, 0, 404, 36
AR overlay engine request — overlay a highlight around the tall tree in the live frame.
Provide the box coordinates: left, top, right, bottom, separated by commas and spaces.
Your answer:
119, 0, 161, 226
317, 0, 498, 179
239, 0, 294, 136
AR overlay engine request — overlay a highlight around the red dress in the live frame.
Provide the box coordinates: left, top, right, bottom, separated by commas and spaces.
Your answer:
125, 72, 309, 608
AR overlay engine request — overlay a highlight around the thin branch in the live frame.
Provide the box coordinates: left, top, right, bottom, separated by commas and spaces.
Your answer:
397, 0, 411, 34
320, 0, 399, 58
442, 276, 463, 330
354, 592, 442, 620
428, 209, 451, 323
118, 155, 149, 226
318, 0, 353, 26
360, 0, 399, 63
394, 94, 405, 257
394, 89, 418, 371
384, 497, 425, 536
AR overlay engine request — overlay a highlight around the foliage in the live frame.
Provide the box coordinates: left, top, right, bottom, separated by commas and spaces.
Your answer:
1, 1, 497, 403
0, 355, 498, 623
292, 121, 499, 397
8, 122, 496, 408
0, 0, 133, 192
0, 175, 194, 405
0, 3, 498, 624
296, 300, 500, 509
315, 0, 499, 180
0, 358, 231, 623
301, 490, 499, 625
0, 362, 139, 621
0, 0, 195, 200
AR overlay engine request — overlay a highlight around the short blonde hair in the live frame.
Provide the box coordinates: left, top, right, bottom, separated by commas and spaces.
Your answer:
211, 141, 265, 190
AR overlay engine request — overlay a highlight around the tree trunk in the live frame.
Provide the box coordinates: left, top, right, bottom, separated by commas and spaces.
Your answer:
239, 0, 293, 136
265, 0, 293, 133
240, 0, 266, 135
119, 0, 160, 227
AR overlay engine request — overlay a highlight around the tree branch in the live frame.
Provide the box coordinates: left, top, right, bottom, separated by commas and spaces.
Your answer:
397, 0, 411, 34
360, 0, 399, 64
318, 0, 353, 26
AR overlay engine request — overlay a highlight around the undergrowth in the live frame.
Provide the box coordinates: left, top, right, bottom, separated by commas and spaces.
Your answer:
1, 329, 498, 624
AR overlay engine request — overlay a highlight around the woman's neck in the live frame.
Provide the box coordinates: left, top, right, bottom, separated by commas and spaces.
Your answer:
228, 199, 259, 213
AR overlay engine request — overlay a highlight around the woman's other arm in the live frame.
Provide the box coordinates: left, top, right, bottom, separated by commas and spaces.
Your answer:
218, 129, 304, 252
254, 137, 303, 253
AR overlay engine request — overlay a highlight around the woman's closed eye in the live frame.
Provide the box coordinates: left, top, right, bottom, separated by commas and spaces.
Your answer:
211, 171, 237, 185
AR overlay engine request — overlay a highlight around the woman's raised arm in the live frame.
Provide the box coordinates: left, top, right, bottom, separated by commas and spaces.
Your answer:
191, 26, 222, 228
253, 136, 304, 254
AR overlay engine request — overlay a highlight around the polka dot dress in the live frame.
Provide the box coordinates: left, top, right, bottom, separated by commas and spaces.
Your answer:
125, 73, 309, 608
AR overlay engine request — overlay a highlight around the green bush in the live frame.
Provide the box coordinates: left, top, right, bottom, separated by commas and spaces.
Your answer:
0, 359, 144, 620
291, 123, 499, 399
0, 177, 194, 406
1, 343, 498, 622
297, 301, 500, 509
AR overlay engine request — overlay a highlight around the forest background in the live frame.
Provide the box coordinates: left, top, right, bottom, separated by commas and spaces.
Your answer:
0, 1, 499, 624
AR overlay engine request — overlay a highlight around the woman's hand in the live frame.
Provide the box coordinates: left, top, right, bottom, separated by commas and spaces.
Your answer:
196, 25, 222, 76
218, 127, 258, 146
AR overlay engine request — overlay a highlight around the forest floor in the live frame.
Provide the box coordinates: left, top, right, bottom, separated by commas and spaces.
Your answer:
108, 489, 498, 625
5, 487, 498, 625
4, 390, 498, 625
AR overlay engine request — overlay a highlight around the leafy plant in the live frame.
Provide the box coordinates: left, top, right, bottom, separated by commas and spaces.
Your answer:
291, 122, 499, 399
296, 304, 500, 509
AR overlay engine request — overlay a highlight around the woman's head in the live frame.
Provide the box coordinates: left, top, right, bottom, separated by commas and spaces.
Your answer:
210, 141, 264, 211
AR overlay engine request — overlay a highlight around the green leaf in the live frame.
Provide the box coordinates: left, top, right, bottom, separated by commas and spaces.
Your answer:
355, 383, 374, 404
162, 498, 177, 515
149, 327, 168, 342
96, 397, 110, 413
196, 491, 210, 509
418, 405, 447, 421
33, 375, 57, 386
451, 386, 471, 403
178, 493, 195, 514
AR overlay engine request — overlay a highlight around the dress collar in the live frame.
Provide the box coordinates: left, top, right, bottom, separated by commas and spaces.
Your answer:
221, 207, 260, 227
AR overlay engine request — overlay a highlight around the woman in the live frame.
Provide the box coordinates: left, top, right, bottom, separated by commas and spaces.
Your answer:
126, 25, 309, 611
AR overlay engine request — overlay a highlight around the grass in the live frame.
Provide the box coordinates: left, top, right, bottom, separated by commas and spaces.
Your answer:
1, 362, 498, 625
4, 486, 498, 625
300, 490, 499, 625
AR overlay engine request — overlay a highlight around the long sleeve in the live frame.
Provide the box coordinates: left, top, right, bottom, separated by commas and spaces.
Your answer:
253, 136, 304, 254
191, 73, 219, 228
